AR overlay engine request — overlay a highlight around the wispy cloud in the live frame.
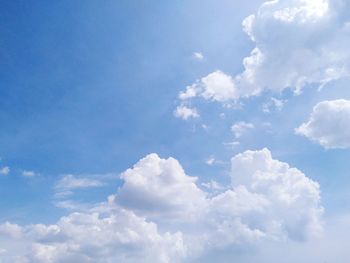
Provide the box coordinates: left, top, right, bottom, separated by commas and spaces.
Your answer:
21, 170, 37, 177
55, 174, 105, 191
0, 166, 10, 176
193, 52, 204, 60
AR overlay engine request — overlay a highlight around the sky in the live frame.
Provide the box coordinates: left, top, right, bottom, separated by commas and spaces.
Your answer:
1, 0, 350, 262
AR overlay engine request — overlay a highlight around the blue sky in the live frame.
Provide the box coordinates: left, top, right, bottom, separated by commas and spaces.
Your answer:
0, 0, 263, 223
1, 0, 350, 262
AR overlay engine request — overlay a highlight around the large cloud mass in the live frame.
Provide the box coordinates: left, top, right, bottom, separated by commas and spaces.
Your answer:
0, 149, 323, 262
296, 99, 350, 149
178, 0, 350, 104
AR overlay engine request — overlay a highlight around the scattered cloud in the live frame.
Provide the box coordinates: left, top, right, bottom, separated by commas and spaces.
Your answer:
223, 141, 240, 149
178, 0, 350, 109
0, 166, 10, 176
179, 71, 237, 103
231, 121, 254, 138
206, 156, 216, 166
22, 170, 37, 177
55, 174, 105, 191
193, 52, 204, 60
206, 156, 224, 166
201, 180, 224, 191
296, 99, 350, 149
262, 97, 286, 113
174, 105, 199, 120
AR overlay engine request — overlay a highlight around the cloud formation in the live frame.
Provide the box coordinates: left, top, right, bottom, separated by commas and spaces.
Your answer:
231, 121, 254, 138
0, 149, 323, 262
179, 71, 237, 102
174, 105, 199, 120
22, 170, 37, 177
193, 52, 204, 60
178, 0, 350, 105
55, 174, 105, 191
296, 99, 350, 149
0, 166, 10, 176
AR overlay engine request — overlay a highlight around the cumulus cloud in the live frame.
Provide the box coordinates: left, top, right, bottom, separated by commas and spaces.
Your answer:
0, 222, 22, 239
296, 99, 350, 149
0, 210, 186, 263
174, 105, 199, 120
0, 150, 324, 262
178, 0, 350, 105
231, 121, 254, 138
179, 71, 237, 103
115, 153, 207, 220
231, 148, 323, 240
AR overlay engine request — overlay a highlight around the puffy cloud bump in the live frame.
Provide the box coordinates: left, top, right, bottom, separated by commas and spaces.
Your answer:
296, 99, 350, 149
0, 149, 323, 262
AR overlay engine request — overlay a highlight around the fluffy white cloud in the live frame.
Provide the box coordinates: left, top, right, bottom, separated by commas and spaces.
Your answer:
0, 210, 186, 263
296, 99, 350, 149
174, 105, 199, 120
0, 222, 22, 239
178, 0, 350, 105
231, 121, 254, 138
115, 153, 207, 220
231, 148, 323, 240
179, 71, 238, 102
0, 150, 323, 262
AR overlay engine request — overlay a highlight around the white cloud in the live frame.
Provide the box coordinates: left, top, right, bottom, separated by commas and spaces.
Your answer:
179, 0, 350, 105
262, 97, 286, 113
201, 180, 224, 191
296, 99, 350, 149
0, 150, 324, 262
115, 153, 207, 220
0, 210, 186, 263
0, 222, 22, 239
231, 121, 254, 138
200, 71, 237, 102
193, 52, 204, 60
179, 71, 238, 103
235, 0, 348, 95
0, 166, 10, 176
205, 156, 224, 166
174, 105, 199, 120
22, 170, 36, 177
179, 85, 197, 100
223, 141, 241, 150
206, 156, 216, 166
55, 174, 105, 191
230, 148, 323, 240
